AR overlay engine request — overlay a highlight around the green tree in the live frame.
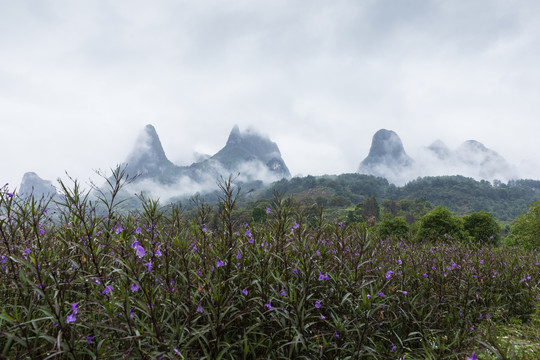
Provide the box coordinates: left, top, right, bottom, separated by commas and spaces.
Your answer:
462, 211, 501, 245
415, 206, 465, 242
251, 207, 268, 223
507, 201, 540, 250
377, 213, 409, 239
362, 196, 380, 225
328, 195, 351, 208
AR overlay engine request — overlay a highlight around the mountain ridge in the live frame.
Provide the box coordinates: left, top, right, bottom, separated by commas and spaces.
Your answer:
358, 129, 515, 184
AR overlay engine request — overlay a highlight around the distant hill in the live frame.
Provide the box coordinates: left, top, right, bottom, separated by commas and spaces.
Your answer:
257, 174, 540, 221
358, 129, 515, 184
15, 125, 538, 219
120, 124, 291, 200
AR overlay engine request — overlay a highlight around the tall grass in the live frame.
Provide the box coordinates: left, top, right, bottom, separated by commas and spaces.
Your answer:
0, 174, 538, 359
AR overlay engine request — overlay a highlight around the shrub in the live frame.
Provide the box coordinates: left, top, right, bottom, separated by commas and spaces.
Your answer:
377, 213, 409, 239
463, 211, 501, 245
507, 201, 540, 250
415, 206, 465, 242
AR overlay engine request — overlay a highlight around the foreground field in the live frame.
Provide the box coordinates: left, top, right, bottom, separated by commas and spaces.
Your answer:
1, 179, 538, 359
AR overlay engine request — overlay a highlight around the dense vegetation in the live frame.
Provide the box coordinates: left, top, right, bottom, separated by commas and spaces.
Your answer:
254, 174, 540, 222
1, 170, 538, 359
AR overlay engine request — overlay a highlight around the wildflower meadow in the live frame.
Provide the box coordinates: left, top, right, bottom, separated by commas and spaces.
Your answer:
0, 171, 538, 359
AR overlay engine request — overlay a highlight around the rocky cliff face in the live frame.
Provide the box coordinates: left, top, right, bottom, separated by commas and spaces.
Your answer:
208, 126, 290, 178
120, 124, 290, 199
357, 129, 414, 183
18, 172, 57, 198
123, 124, 181, 184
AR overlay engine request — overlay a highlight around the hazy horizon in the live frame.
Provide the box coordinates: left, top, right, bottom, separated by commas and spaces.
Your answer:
3, 0, 540, 189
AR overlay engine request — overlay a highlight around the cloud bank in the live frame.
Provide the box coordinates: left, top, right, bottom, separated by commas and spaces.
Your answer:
2, 0, 540, 189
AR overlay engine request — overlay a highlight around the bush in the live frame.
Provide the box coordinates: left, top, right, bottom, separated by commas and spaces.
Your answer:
507, 201, 540, 250
377, 214, 409, 239
462, 211, 501, 245
415, 206, 465, 242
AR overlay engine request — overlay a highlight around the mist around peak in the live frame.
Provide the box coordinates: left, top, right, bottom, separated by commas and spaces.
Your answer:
358, 129, 519, 185
119, 124, 291, 202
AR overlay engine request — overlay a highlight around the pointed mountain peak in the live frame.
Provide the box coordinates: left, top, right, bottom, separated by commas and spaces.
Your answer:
226, 125, 242, 145
19, 172, 57, 197
362, 129, 412, 164
210, 126, 291, 178
357, 129, 414, 184
124, 124, 175, 177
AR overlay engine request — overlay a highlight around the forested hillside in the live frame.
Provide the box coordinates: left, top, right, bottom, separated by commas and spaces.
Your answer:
255, 174, 540, 221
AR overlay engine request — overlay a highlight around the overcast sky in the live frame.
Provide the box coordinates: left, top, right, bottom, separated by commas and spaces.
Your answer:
3, 0, 540, 190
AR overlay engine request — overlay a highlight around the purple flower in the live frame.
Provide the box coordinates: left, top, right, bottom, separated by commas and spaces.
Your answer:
292, 222, 299, 230
39, 228, 45, 235
145, 262, 152, 272
115, 223, 123, 234
334, 332, 340, 339
130, 308, 135, 319
202, 225, 207, 233
196, 304, 203, 313
315, 301, 321, 308
318, 273, 330, 281
385, 270, 394, 280
378, 292, 385, 297
236, 252, 242, 259
320, 314, 326, 320
280, 290, 287, 297
6, 192, 14, 198
131, 283, 139, 292
293, 268, 299, 274
155, 245, 162, 257
423, 273, 429, 278
400, 290, 408, 295
71, 302, 79, 315
87, 335, 96, 344
466, 351, 477, 360
102, 285, 113, 295
131, 239, 139, 249
216, 259, 224, 267
265, 301, 273, 311
245, 229, 252, 237
135, 245, 145, 258
66, 314, 76, 323
266, 207, 271, 214
24, 248, 31, 255
174, 349, 181, 355
242, 288, 248, 296
134, 226, 141, 234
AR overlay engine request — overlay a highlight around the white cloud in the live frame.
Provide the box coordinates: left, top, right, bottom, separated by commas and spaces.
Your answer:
2, 0, 540, 191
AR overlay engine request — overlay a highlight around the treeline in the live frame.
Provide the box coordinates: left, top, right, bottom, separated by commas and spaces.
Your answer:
253, 174, 540, 222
